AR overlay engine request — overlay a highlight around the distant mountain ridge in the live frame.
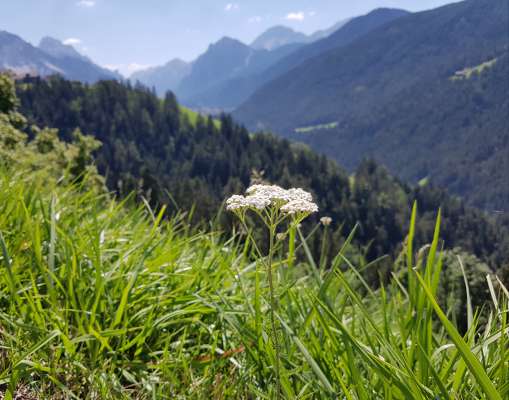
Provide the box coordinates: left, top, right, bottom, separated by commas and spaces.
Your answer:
130, 58, 191, 96
176, 37, 303, 109
0, 31, 120, 83
39, 37, 89, 62
177, 37, 254, 100
307, 19, 352, 42
245, 8, 410, 100
174, 8, 408, 110
251, 26, 309, 50
132, 16, 358, 107
250, 19, 351, 51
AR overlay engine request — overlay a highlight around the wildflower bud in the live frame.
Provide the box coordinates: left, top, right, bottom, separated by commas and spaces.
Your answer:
320, 216, 332, 226
276, 233, 287, 241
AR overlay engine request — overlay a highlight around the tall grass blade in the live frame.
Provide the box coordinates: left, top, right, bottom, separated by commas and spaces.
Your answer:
414, 271, 502, 400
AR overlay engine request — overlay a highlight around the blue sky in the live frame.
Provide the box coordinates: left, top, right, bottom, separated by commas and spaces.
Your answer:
1, 0, 456, 76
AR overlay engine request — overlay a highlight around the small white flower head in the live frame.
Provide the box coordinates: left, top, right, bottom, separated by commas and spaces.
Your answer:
225, 193, 270, 212
280, 199, 319, 215
226, 195, 248, 211
287, 188, 313, 203
320, 216, 332, 226
246, 184, 291, 203
245, 184, 269, 195
244, 195, 271, 210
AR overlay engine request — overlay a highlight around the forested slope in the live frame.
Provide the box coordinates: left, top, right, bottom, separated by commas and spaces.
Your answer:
16, 76, 509, 276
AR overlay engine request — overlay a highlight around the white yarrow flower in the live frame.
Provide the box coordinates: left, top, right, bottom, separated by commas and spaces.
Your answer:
226, 195, 247, 211
244, 195, 271, 210
280, 199, 319, 215
287, 188, 313, 202
246, 184, 291, 203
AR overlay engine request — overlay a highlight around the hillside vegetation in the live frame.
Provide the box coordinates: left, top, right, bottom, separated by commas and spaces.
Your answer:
16, 76, 509, 278
0, 74, 508, 399
234, 0, 509, 210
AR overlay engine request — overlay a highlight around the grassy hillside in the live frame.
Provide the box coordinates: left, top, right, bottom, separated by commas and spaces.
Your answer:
180, 105, 220, 129
234, 0, 509, 210
1, 70, 509, 399
1, 153, 509, 399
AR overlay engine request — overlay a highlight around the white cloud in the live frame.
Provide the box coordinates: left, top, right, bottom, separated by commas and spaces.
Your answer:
225, 3, 239, 12
248, 16, 262, 23
77, 0, 96, 7
63, 38, 82, 46
286, 11, 305, 21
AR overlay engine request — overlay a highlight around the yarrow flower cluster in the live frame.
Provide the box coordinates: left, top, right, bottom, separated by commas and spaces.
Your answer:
226, 194, 269, 211
226, 184, 318, 216
280, 199, 319, 215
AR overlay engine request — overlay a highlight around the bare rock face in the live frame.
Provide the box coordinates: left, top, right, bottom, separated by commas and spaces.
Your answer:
0, 31, 121, 83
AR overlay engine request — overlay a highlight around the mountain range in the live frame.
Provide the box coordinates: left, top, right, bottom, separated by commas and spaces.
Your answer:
175, 38, 303, 110
250, 26, 309, 51
234, 0, 509, 210
130, 9, 406, 111
130, 26, 314, 98
130, 19, 351, 101
0, 31, 120, 83
198, 8, 407, 111
250, 19, 350, 51
130, 58, 192, 96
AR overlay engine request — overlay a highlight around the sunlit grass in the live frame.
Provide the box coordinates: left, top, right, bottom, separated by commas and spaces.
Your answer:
451, 58, 498, 81
0, 168, 507, 399
180, 106, 221, 129
294, 121, 339, 134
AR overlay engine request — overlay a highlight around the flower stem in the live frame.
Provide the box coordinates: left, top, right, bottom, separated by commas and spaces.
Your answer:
320, 225, 329, 272
288, 225, 296, 268
267, 224, 281, 399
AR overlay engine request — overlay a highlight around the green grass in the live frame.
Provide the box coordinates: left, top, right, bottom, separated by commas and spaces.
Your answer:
295, 122, 338, 134
451, 58, 498, 80
180, 106, 221, 129
418, 177, 429, 187
0, 168, 508, 399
